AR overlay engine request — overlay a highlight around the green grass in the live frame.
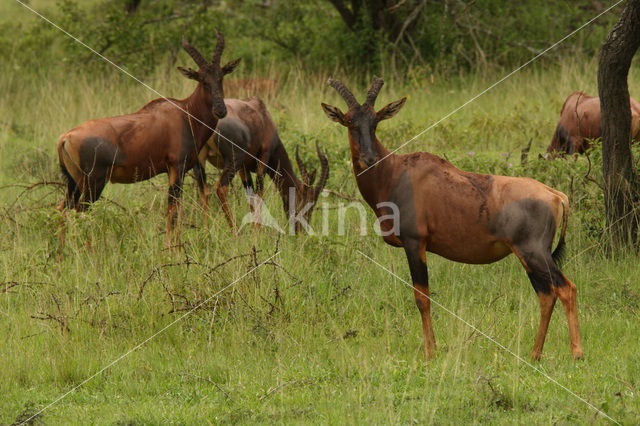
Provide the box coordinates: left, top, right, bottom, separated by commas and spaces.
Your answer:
1, 36, 640, 424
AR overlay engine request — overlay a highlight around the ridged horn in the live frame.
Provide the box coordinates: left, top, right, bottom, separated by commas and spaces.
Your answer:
365, 76, 384, 106
328, 78, 359, 109
181, 36, 207, 68
314, 142, 329, 194
295, 145, 310, 184
213, 29, 225, 65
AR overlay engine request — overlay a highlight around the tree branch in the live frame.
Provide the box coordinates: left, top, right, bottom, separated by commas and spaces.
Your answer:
327, 0, 357, 29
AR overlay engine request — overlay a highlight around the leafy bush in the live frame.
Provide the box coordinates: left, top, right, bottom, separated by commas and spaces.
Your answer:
0, 0, 622, 78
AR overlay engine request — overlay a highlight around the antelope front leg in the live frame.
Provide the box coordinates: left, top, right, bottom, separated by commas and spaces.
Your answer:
255, 159, 267, 199
403, 238, 436, 359
215, 166, 237, 231
239, 169, 262, 232
193, 161, 209, 227
166, 166, 184, 248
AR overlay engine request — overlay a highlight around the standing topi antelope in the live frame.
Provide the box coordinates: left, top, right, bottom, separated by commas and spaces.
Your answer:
199, 97, 329, 233
57, 31, 240, 246
547, 91, 640, 156
322, 77, 583, 360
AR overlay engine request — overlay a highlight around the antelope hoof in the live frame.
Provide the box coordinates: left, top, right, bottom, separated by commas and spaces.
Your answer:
425, 346, 436, 360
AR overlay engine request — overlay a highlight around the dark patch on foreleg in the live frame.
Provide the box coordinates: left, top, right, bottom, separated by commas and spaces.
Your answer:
239, 168, 254, 194
193, 162, 209, 225
166, 167, 184, 247
256, 173, 265, 198
215, 165, 238, 230
403, 238, 436, 358
387, 170, 419, 240
168, 178, 184, 228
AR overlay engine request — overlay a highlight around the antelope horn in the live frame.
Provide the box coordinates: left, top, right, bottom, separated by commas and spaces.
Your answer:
181, 36, 207, 68
213, 29, 225, 65
308, 169, 317, 186
314, 141, 329, 194
295, 145, 310, 184
328, 78, 359, 109
365, 76, 384, 107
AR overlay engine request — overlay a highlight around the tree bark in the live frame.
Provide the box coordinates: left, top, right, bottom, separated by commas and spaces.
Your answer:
327, 0, 358, 29
326, 0, 406, 41
125, 0, 142, 14
597, 0, 640, 248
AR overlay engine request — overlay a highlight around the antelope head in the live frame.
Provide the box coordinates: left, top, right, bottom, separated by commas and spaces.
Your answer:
293, 142, 330, 234
321, 77, 406, 168
178, 30, 241, 119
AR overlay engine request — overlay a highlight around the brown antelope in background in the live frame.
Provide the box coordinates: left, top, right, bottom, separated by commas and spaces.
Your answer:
224, 78, 279, 99
322, 77, 583, 360
199, 97, 329, 233
547, 91, 640, 155
57, 31, 240, 246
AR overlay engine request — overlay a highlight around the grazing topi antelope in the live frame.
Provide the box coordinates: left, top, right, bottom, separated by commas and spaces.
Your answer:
200, 97, 329, 233
322, 77, 583, 360
57, 31, 240, 246
547, 91, 640, 156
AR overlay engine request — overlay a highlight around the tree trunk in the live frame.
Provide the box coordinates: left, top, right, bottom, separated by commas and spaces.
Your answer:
597, 0, 640, 248
125, 0, 142, 14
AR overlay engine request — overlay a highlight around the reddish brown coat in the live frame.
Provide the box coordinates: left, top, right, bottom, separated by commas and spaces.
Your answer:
57, 33, 240, 247
199, 97, 328, 232
224, 79, 279, 99
323, 77, 582, 361
547, 91, 640, 155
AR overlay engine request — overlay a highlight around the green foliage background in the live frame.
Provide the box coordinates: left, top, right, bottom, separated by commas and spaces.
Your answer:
0, 0, 621, 77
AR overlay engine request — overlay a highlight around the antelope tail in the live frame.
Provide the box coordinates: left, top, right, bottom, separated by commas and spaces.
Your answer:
552, 199, 568, 265
58, 140, 73, 184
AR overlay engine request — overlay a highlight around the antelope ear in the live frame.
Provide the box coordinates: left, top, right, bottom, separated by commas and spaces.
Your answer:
222, 58, 242, 75
376, 97, 406, 121
321, 103, 347, 125
177, 66, 200, 81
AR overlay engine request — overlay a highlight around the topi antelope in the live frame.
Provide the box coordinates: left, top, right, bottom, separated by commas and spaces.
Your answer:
322, 77, 583, 360
547, 91, 640, 156
199, 97, 329, 233
57, 31, 240, 246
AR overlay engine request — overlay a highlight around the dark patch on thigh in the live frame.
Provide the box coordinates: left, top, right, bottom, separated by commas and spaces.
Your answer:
489, 198, 556, 249
490, 198, 565, 294
386, 170, 418, 240
79, 137, 125, 174
526, 255, 566, 294
215, 117, 251, 170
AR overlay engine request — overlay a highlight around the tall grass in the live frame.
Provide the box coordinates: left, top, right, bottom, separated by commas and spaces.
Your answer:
1, 52, 639, 424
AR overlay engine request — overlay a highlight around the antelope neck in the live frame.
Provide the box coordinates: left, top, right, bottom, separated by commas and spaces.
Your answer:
351, 136, 396, 206
269, 143, 303, 199
185, 84, 217, 148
